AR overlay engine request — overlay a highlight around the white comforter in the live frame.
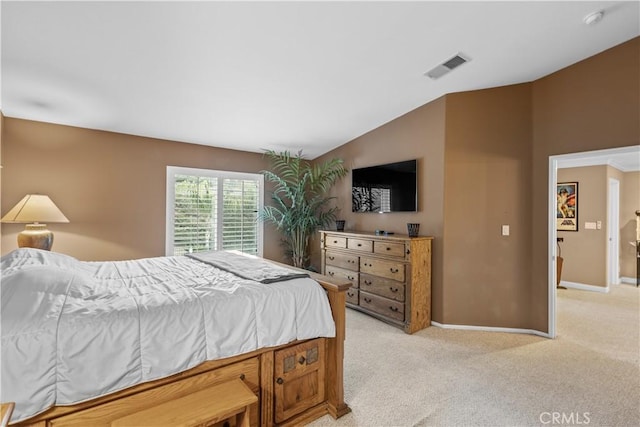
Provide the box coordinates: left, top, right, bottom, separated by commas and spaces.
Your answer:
0, 248, 335, 423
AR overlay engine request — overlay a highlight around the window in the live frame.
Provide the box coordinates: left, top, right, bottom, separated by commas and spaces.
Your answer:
166, 166, 263, 256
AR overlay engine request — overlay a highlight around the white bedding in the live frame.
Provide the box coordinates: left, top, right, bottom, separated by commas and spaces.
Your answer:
0, 248, 336, 423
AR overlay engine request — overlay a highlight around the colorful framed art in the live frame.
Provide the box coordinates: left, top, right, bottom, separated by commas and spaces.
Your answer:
557, 182, 578, 231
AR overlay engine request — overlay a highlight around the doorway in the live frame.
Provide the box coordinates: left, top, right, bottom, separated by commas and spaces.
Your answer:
547, 145, 640, 338
608, 178, 620, 286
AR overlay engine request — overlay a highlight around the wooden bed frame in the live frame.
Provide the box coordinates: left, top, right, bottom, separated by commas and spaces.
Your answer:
12, 273, 351, 427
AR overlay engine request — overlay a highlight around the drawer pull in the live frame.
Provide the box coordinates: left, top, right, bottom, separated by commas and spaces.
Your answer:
328, 271, 335, 276
390, 287, 399, 293
333, 240, 338, 244
363, 297, 372, 303
348, 276, 355, 281
386, 247, 391, 251
298, 356, 306, 365
389, 306, 399, 312
329, 256, 335, 260
240, 373, 246, 380
364, 280, 372, 286
357, 243, 362, 247
349, 260, 355, 263
390, 268, 399, 273
276, 377, 284, 385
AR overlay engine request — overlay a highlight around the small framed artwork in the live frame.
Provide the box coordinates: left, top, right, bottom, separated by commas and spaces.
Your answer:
557, 182, 578, 231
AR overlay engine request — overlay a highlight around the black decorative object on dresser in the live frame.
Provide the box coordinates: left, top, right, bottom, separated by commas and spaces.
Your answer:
320, 230, 433, 334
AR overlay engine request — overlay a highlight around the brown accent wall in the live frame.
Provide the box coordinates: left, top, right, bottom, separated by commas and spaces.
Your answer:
531, 37, 640, 330
317, 37, 638, 331
621, 171, 640, 279
557, 166, 609, 287
443, 84, 532, 327
313, 97, 447, 320
0, 118, 284, 262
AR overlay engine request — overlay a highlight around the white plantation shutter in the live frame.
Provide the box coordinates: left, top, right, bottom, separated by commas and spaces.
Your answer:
166, 166, 263, 256
172, 174, 218, 255
221, 178, 260, 253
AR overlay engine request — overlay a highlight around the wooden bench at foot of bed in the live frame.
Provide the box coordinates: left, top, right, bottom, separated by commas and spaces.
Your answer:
111, 378, 257, 427
13, 275, 351, 427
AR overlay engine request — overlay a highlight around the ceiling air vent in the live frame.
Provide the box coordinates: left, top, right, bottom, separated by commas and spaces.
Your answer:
425, 53, 470, 79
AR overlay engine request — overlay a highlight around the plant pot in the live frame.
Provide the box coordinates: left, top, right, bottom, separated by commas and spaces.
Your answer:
407, 223, 419, 237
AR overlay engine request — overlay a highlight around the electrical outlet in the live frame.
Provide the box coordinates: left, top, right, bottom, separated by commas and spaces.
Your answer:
596, 220, 602, 230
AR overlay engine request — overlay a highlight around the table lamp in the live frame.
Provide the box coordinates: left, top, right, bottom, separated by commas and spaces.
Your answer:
1, 194, 70, 250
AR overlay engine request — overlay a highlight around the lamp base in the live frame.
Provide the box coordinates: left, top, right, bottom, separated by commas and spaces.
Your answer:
18, 224, 54, 251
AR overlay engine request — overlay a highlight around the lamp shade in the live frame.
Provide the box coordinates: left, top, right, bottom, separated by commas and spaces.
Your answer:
1, 194, 69, 223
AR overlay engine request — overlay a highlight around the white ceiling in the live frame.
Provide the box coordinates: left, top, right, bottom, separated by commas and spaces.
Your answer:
557, 146, 640, 172
2, 1, 639, 159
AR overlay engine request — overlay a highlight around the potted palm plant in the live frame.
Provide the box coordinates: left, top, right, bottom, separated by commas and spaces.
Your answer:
259, 150, 348, 268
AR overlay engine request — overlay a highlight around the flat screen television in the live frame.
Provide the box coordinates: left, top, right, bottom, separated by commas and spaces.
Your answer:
352, 159, 417, 212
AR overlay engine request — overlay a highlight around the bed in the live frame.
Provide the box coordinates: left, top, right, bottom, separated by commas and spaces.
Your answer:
1, 248, 350, 426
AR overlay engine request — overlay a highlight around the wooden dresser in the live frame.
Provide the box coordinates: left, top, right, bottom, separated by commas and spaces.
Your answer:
319, 230, 433, 334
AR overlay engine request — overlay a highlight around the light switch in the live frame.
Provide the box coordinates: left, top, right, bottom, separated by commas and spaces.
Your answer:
502, 225, 510, 236
585, 222, 597, 230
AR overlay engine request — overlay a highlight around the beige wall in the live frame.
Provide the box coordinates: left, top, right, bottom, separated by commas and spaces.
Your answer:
0, 119, 286, 262
557, 166, 609, 287
531, 37, 639, 330
556, 166, 639, 285
620, 171, 640, 279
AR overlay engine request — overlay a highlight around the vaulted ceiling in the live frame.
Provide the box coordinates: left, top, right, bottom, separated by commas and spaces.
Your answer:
2, 1, 639, 159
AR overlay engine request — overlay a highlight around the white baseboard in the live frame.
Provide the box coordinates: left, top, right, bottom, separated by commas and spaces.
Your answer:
430, 321, 550, 338
620, 276, 638, 285
559, 280, 610, 293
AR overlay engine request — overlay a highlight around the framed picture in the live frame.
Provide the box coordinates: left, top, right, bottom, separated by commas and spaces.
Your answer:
557, 182, 578, 231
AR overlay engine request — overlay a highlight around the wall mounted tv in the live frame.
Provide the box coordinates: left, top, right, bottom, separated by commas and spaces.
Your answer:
352, 159, 417, 213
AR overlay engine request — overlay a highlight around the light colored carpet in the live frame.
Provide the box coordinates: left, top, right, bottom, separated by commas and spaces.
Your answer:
310, 284, 640, 427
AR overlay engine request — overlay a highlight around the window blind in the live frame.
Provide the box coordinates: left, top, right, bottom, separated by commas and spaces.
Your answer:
221, 178, 259, 254
166, 167, 263, 257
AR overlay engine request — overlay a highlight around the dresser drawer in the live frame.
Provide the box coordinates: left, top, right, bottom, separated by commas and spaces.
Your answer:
325, 265, 359, 288
373, 241, 406, 258
325, 251, 359, 271
325, 235, 347, 248
320, 230, 432, 334
345, 288, 359, 305
359, 291, 404, 322
360, 257, 405, 282
347, 238, 373, 252
360, 273, 405, 302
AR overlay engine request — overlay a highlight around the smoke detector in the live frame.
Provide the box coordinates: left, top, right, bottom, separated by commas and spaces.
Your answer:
584, 10, 604, 25
425, 53, 470, 79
